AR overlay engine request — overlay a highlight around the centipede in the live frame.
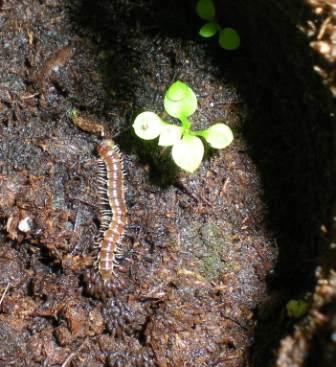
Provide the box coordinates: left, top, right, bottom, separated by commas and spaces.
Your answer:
96, 139, 127, 281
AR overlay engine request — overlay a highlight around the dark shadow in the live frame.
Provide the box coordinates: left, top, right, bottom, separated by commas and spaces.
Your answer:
68, 0, 335, 365
212, 1, 335, 364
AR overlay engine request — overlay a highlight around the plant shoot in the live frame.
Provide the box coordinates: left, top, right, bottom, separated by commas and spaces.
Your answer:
196, 0, 240, 50
133, 81, 233, 173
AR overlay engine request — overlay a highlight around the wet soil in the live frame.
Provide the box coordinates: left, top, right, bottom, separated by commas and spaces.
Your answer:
0, 0, 335, 367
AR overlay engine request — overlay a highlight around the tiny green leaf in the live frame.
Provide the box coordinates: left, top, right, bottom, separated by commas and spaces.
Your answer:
286, 300, 308, 318
158, 123, 183, 147
133, 111, 163, 140
68, 108, 78, 119
164, 81, 197, 119
203, 123, 233, 149
199, 22, 218, 38
196, 0, 216, 21
171, 135, 204, 173
218, 28, 240, 50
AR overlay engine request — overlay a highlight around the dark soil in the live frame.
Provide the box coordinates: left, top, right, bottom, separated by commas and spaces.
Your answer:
0, 1, 334, 367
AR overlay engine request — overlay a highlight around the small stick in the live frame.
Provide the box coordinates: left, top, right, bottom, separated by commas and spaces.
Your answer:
0, 282, 10, 307
61, 338, 88, 367
20, 92, 40, 100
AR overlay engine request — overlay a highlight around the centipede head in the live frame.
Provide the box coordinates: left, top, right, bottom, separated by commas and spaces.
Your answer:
96, 139, 116, 157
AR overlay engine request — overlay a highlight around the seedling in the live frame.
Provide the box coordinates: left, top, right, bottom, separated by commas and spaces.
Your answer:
133, 81, 233, 173
196, 0, 240, 50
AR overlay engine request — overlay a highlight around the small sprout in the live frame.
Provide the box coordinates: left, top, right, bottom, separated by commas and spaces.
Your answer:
133, 81, 233, 172
196, 0, 216, 21
68, 108, 78, 119
133, 111, 163, 140
219, 28, 240, 50
195, 0, 240, 50
286, 299, 308, 318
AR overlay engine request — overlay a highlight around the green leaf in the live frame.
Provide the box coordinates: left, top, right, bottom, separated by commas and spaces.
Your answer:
171, 135, 204, 173
164, 81, 197, 119
203, 123, 233, 149
218, 28, 240, 50
68, 108, 78, 119
286, 300, 308, 318
158, 123, 183, 147
133, 111, 163, 140
199, 22, 218, 38
196, 0, 216, 21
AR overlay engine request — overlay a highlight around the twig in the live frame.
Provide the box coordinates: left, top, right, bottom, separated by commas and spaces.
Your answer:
175, 181, 212, 207
61, 338, 88, 367
0, 282, 10, 307
20, 92, 40, 100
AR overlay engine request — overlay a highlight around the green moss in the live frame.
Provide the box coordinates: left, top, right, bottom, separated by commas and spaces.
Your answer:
199, 223, 227, 279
